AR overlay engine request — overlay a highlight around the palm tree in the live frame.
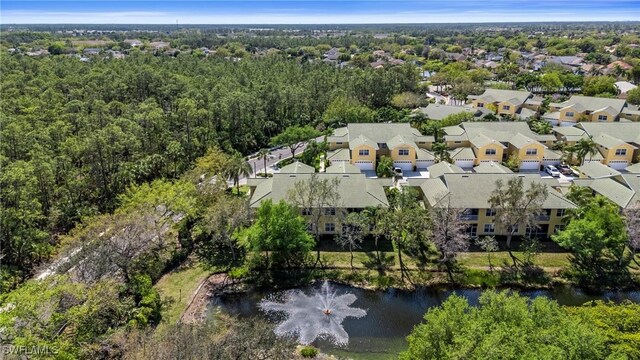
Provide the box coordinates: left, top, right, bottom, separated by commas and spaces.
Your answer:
257, 148, 270, 177
432, 142, 452, 163
574, 137, 598, 165
224, 154, 251, 195
561, 144, 577, 165
531, 120, 552, 135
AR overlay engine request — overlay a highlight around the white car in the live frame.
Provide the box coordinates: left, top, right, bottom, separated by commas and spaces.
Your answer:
545, 165, 561, 177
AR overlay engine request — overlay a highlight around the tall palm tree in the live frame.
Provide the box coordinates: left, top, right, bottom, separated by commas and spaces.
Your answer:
257, 148, 270, 177
224, 154, 252, 195
561, 144, 577, 165
574, 137, 599, 165
432, 142, 452, 163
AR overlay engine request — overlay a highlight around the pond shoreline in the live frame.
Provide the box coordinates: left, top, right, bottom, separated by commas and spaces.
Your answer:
180, 268, 640, 324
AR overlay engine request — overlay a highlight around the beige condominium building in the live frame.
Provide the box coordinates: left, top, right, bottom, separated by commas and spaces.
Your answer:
544, 95, 630, 126
442, 122, 559, 171
468, 89, 541, 119
411, 173, 576, 237
247, 162, 389, 235
327, 123, 435, 171
552, 122, 640, 170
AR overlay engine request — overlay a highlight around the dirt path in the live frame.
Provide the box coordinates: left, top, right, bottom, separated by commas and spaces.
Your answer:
179, 273, 233, 324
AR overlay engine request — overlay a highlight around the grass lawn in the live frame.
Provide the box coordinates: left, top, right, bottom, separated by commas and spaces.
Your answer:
319, 250, 571, 271
458, 251, 571, 268
154, 262, 211, 326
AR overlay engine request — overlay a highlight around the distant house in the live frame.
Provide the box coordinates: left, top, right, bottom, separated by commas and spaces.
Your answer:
370, 61, 385, 69
615, 81, 637, 99
82, 48, 101, 55
323, 47, 340, 61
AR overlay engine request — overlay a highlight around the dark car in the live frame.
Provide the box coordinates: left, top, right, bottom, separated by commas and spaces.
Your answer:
557, 164, 573, 176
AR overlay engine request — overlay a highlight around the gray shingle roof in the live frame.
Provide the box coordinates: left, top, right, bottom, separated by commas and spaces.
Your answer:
578, 122, 640, 144
415, 104, 486, 120
428, 162, 465, 178
470, 133, 507, 148
473, 161, 513, 173
386, 135, 417, 150
574, 174, 640, 209
555, 95, 627, 114
552, 126, 587, 141
475, 89, 532, 105
325, 162, 361, 174
460, 122, 551, 143
473, 161, 513, 174
279, 161, 316, 174
347, 123, 421, 144
327, 148, 351, 162
420, 173, 575, 209
593, 133, 626, 149
625, 162, 640, 173
349, 135, 379, 150
249, 173, 389, 208
509, 133, 542, 149
578, 162, 622, 179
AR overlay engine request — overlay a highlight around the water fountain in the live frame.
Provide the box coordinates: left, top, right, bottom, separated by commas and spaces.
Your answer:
259, 281, 367, 346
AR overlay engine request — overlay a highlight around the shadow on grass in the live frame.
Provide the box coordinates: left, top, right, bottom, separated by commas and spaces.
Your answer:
362, 251, 395, 275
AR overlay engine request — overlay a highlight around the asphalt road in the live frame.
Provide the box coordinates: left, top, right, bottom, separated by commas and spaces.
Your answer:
238, 135, 325, 185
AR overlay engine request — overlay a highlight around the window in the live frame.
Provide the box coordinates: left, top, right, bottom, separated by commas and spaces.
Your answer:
468, 224, 478, 237
483, 223, 495, 233
306, 223, 313, 231
454, 141, 462, 144
597, 115, 608, 121
525, 148, 538, 156
485, 148, 497, 156
485, 209, 496, 217
324, 208, 336, 216
324, 223, 335, 232
615, 149, 627, 156
358, 149, 369, 156
302, 208, 312, 216
554, 224, 565, 233
565, 111, 574, 118
378, 143, 388, 149
502, 105, 511, 110
556, 209, 566, 217
477, 103, 484, 108
336, 142, 343, 144
398, 148, 410, 156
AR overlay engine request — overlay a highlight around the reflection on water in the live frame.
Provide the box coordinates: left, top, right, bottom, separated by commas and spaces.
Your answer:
208, 283, 640, 359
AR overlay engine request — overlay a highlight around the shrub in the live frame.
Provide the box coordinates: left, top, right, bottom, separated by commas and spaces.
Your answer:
300, 346, 318, 358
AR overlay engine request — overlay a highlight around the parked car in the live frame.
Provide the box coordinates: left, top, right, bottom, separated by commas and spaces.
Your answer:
545, 165, 561, 177
393, 167, 403, 178
557, 164, 573, 176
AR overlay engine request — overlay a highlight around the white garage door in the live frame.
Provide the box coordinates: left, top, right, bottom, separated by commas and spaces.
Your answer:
393, 161, 413, 171
520, 160, 540, 171
455, 160, 474, 169
542, 159, 561, 166
608, 161, 628, 170
354, 161, 374, 171
416, 160, 434, 169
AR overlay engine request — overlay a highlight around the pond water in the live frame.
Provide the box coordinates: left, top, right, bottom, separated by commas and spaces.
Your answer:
208, 283, 640, 360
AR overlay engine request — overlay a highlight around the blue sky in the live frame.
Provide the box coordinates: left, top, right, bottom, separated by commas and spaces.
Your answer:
2, 1, 640, 24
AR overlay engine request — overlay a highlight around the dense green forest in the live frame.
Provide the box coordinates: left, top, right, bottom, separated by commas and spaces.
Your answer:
0, 52, 418, 288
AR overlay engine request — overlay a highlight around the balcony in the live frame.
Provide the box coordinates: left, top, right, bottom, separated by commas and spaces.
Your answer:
535, 214, 551, 221
458, 214, 479, 221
